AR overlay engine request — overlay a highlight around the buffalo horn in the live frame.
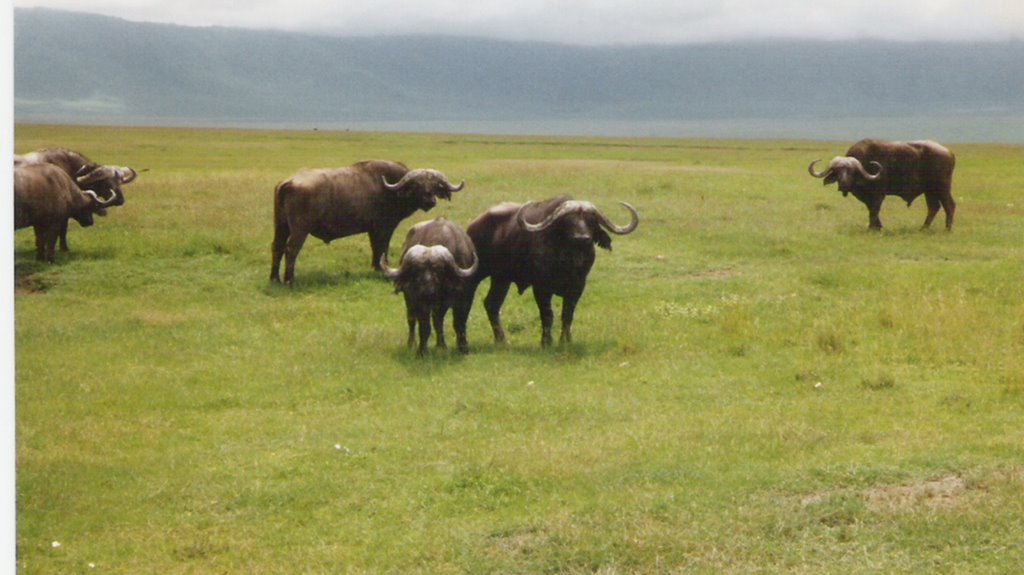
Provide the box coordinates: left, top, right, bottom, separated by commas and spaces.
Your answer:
382, 172, 413, 191
443, 176, 465, 192
516, 200, 584, 232
596, 202, 640, 235
81, 189, 119, 207
76, 166, 107, 184
859, 160, 883, 180
808, 159, 830, 178
439, 248, 478, 279
379, 252, 404, 280
118, 167, 139, 184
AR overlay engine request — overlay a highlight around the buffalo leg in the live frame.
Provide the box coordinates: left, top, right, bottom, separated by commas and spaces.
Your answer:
453, 299, 472, 353
940, 194, 956, 230
406, 312, 417, 349
560, 296, 579, 345
58, 220, 69, 252
484, 279, 512, 344
533, 290, 555, 347
416, 311, 432, 357
867, 196, 885, 230
33, 226, 56, 263
369, 227, 396, 271
283, 229, 309, 285
922, 194, 941, 229
432, 306, 448, 350
270, 221, 289, 282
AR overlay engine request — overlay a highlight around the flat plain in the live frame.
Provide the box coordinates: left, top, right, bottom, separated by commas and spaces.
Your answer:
13, 124, 1024, 573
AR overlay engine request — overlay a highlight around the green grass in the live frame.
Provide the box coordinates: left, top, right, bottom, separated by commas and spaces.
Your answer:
14, 125, 1024, 573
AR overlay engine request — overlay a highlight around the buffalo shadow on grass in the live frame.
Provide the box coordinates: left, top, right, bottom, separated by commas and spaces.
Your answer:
388, 337, 619, 374
14, 244, 119, 293
261, 269, 391, 296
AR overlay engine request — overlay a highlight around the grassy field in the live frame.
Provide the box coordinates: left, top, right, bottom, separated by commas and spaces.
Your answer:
13, 124, 1024, 573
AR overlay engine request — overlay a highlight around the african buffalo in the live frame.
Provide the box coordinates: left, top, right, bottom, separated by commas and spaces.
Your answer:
15, 148, 138, 252
270, 160, 465, 284
380, 217, 479, 356
15, 147, 137, 206
467, 195, 639, 347
14, 163, 119, 262
808, 139, 956, 230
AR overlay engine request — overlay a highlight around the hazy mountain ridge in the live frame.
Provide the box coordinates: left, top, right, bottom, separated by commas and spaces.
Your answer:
14, 8, 1024, 135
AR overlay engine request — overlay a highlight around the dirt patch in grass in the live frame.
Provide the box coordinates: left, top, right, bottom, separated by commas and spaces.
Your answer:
865, 475, 966, 511
15, 274, 52, 295
800, 475, 967, 512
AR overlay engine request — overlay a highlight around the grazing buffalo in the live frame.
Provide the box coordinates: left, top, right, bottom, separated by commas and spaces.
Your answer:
270, 160, 465, 284
381, 217, 479, 356
15, 148, 138, 252
808, 139, 956, 230
467, 195, 639, 347
14, 163, 119, 262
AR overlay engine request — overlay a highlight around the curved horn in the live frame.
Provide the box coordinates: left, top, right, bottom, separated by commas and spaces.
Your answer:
595, 202, 640, 235
81, 189, 119, 207
808, 159, 831, 178
118, 167, 138, 184
516, 200, 585, 232
382, 170, 415, 191
379, 252, 402, 280
441, 249, 478, 279
444, 178, 465, 192
516, 201, 555, 232
76, 166, 114, 185
858, 160, 883, 181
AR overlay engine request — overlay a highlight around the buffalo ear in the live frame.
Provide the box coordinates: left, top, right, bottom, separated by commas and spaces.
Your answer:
823, 173, 838, 186
594, 228, 612, 250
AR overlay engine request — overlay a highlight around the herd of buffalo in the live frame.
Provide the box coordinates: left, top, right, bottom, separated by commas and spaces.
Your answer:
14, 138, 957, 355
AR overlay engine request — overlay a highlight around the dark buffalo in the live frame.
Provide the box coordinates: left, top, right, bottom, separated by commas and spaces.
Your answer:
270, 160, 465, 284
808, 139, 956, 230
14, 163, 119, 262
467, 195, 639, 347
381, 217, 478, 356
15, 148, 138, 252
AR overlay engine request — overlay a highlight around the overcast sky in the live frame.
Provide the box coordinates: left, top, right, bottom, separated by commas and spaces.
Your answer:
11, 0, 1024, 44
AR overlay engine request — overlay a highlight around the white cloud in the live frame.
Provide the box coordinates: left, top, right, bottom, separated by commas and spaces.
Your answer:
12, 0, 1024, 44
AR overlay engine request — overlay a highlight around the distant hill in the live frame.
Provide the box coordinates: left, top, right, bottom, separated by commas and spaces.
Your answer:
14, 8, 1024, 140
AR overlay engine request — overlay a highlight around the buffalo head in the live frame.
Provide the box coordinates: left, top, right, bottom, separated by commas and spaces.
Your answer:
808, 157, 882, 195
516, 200, 639, 249
71, 188, 122, 227
76, 165, 136, 207
382, 169, 464, 211
380, 244, 478, 298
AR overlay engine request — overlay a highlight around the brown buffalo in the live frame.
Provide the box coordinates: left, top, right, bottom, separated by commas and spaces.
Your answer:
380, 217, 478, 356
809, 139, 956, 230
271, 160, 465, 284
15, 147, 137, 206
14, 163, 119, 262
467, 195, 639, 347
15, 148, 138, 251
